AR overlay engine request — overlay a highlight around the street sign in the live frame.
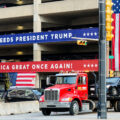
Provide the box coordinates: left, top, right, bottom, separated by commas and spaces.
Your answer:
109, 55, 114, 59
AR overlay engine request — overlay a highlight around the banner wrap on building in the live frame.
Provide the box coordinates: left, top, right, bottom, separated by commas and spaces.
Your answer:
0, 28, 99, 45
0, 60, 98, 73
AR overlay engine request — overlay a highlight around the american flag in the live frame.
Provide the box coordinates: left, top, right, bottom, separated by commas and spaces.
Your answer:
10, 73, 36, 88
112, 0, 120, 71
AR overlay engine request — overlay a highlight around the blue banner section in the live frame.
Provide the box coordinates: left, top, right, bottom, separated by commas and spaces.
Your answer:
9, 73, 17, 86
0, 28, 99, 45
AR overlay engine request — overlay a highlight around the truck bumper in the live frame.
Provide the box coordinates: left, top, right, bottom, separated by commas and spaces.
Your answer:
40, 101, 71, 109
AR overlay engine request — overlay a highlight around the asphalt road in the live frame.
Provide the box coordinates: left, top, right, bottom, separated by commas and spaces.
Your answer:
0, 110, 120, 120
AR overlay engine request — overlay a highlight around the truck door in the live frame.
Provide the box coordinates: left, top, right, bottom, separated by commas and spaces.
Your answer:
77, 75, 88, 100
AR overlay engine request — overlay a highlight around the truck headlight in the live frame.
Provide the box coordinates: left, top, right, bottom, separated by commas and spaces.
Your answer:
61, 97, 72, 102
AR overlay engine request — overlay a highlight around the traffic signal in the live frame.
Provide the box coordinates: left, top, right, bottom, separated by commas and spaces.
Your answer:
105, 0, 114, 41
109, 70, 114, 77
77, 40, 87, 46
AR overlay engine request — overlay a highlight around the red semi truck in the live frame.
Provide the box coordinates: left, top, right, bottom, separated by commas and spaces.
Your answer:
39, 72, 120, 115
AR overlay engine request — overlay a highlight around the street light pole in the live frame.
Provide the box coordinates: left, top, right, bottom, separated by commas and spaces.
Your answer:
98, 0, 107, 119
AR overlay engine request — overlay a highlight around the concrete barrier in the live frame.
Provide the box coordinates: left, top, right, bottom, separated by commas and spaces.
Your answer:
0, 101, 39, 116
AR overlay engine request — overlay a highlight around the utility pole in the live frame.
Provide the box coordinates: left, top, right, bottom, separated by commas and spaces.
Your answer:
98, 0, 107, 119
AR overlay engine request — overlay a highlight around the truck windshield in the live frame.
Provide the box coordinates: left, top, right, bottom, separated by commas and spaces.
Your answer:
106, 78, 119, 84
56, 76, 76, 84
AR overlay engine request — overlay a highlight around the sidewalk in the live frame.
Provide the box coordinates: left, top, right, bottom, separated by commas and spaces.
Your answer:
0, 111, 120, 120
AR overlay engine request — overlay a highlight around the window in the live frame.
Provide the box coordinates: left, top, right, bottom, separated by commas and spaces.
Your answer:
25, 90, 34, 99
78, 77, 82, 85
56, 76, 76, 84
106, 78, 119, 84
17, 90, 25, 97
8, 90, 17, 97
118, 80, 120, 85
83, 76, 86, 84
8, 90, 25, 98
78, 76, 86, 85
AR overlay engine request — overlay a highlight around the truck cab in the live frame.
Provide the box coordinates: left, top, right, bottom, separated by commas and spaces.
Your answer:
39, 72, 94, 115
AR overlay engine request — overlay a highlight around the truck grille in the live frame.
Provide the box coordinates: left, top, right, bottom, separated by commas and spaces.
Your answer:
45, 89, 59, 101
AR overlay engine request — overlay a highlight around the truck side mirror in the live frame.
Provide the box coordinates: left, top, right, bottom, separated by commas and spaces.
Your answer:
46, 76, 50, 85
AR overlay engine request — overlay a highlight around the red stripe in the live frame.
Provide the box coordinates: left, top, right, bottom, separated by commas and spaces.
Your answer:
112, 13, 116, 71
17, 73, 36, 74
16, 80, 33, 82
16, 79, 34, 81
17, 76, 36, 78
16, 84, 35, 86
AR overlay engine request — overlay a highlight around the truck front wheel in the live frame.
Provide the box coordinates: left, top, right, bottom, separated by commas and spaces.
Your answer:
114, 101, 120, 112
69, 100, 79, 115
41, 109, 51, 116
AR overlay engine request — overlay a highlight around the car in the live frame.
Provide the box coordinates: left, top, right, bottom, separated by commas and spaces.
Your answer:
106, 77, 120, 96
1, 88, 44, 102
89, 77, 120, 96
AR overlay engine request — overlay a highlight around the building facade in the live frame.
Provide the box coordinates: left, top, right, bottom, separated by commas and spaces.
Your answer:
0, 0, 99, 89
